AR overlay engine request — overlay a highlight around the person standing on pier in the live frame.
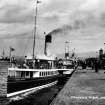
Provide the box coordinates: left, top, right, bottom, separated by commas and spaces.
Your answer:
94, 60, 99, 73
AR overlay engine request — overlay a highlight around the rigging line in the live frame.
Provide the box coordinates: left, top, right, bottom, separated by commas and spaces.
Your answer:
22, 37, 31, 57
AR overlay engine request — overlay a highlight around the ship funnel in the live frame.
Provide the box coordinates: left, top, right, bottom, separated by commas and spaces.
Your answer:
44, 34, 52, 56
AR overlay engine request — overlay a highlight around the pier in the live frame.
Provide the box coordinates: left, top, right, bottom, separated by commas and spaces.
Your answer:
51, 68, 105, 105
0, 61, 9, 98
0, 61, 9, 105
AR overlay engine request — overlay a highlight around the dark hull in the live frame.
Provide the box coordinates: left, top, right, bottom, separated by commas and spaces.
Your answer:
58, 69, 75, 77
58, 69, 75, 83
7, 75, 58, 94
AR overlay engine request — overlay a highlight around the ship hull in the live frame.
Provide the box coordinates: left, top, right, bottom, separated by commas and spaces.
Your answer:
58, 69, 74, 77
57, 69, 75, 84
7, 75, 58, 96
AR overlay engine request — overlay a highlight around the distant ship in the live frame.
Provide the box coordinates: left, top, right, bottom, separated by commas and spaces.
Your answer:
57, 42, 77, 78
58, 58, 76, 77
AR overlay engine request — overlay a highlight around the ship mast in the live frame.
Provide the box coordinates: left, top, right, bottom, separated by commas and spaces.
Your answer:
33, 0, 38, 59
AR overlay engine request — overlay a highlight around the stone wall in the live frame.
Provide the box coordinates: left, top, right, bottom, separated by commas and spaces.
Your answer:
0, 61, 9, 97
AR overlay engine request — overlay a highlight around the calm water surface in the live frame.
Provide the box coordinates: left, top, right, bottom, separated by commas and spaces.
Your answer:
1, 77, 70, 105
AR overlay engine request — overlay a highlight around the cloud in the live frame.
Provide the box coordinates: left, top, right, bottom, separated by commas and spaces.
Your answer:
0, 0, 35, 24
0, 23, 34, 36
80, 0, 99, 11
0, 0, 105, 56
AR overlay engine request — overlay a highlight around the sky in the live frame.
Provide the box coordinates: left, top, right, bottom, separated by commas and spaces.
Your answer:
0, 0, 105, 57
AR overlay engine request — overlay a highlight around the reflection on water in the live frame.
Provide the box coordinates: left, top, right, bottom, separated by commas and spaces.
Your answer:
0, 97, 9, 105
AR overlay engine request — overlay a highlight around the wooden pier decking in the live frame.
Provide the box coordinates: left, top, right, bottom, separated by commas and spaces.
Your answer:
51, 68, 105, 105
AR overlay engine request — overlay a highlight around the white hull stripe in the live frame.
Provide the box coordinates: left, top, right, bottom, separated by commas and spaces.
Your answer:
58, 69, 74, 71
8, 68, 59, 71
7, 81, 58, 98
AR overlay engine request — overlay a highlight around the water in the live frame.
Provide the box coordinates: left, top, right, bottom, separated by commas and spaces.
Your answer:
1, 77, 70, 105
0, 97, 9, 105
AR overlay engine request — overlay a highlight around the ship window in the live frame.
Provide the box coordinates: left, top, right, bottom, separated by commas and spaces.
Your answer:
26, 71, 29, 76
9, 71, 15, 77
40, 72, 41, 76
42, 72, 44, 76
21, 71, 24, 77
16, 71, 21, 77
30, 72, 33, 78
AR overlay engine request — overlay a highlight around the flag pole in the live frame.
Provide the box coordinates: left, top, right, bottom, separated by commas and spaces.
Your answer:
9, 47, 12, 66
9, 47, 15, 66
